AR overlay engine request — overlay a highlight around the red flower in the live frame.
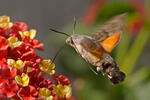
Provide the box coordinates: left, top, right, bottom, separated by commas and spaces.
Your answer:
52, 74, 71, 86
0, 28, 7, 38
0, 58, 6, 64
17, 85, 38, 100
53, 96, 76, 100
127, 20, 143, 35
83, 0, 105, 26
8, 22, 28, 40
32, 39, 44, 50
22, 37, 44, 50
10, 22, 28, 33
130, 0, 147, 18
59, 75, 71, 86
0, 80, 19, 98
20, 48, 35, 60
127, 0, 147, 35
0, 95, 6, 100
0, 36, 8, 59
0, 64, 17, 83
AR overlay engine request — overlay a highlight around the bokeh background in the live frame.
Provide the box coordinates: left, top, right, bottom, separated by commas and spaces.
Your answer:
1, 0, 150, 100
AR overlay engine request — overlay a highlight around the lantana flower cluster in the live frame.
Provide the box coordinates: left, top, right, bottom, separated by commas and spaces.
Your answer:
0, 15, 72, 100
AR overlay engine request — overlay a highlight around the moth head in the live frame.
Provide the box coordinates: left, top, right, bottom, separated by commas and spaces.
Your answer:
66, 36, 75, 47
66, 34, 80, 47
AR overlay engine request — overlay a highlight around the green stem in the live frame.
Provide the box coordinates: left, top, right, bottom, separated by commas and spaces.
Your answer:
116, 32, 131, 65
121, 29, 150, 75
128, 66, 150, 86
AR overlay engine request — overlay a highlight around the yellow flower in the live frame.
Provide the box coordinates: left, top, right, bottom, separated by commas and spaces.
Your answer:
53, 84, 72, 99
0, 15, 13, 30
11, 99, 16, 100
15, 73, 29, 87
27, 67, 32, 73
8, 37, 22, 48
38, 88, 53, 100
7, 59, 25, 70
39, 59, 55, 75
19, 29, 36, 39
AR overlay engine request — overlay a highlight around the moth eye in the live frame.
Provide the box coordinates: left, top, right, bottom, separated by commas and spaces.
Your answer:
68, 39, 74, 45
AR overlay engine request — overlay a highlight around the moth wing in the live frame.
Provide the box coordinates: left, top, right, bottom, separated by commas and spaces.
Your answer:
80, 37, 103, 58
101, 33, 120, 53
92, 13, 127, 44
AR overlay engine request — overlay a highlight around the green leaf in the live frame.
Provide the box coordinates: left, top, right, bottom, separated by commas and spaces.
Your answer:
115, 32, 131, 65
128, 67, 150, 86
121, 28, 150, 75
95, 2, 135, 24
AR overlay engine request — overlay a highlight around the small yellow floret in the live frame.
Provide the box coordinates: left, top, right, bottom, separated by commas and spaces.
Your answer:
53, 84, 72, 99
15, 60, 25, 70
19, 29, 36, 39
7, 59, 25, 70
27, 67, 32, 73
7, 59, 15, 66
8, 37, 22, 48
15, 73, 29, 87
38, 88, 53, 100
0, 15, 13, 29
39, 59, 55, 75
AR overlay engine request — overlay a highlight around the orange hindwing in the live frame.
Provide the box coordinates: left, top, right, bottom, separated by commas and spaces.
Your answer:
101, 33, 120, 53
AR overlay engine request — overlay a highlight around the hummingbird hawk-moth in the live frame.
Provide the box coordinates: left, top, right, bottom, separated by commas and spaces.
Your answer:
50, 13, 127, 84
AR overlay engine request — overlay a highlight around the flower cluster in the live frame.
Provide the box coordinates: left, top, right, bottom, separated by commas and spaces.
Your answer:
0, 15, 72, 100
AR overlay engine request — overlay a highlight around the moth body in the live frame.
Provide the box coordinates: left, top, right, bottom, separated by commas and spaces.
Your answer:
66, 34, 102, 66
51, 13, 127, 84
66, 34, 125, 84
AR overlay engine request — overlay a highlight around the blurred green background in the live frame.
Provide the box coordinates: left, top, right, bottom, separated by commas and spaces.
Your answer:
48, 0, 150, 100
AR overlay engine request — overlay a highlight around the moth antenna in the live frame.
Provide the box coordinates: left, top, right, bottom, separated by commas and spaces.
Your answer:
49, 28, 70, 37
73, 16, 76, 34
51, 44, 66, 64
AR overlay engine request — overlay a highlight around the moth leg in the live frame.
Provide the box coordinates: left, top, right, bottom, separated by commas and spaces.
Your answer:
78, 50, 98, 75
96, 67, 101, 72
96, 66, 105, 76
87, 63, 98, 75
